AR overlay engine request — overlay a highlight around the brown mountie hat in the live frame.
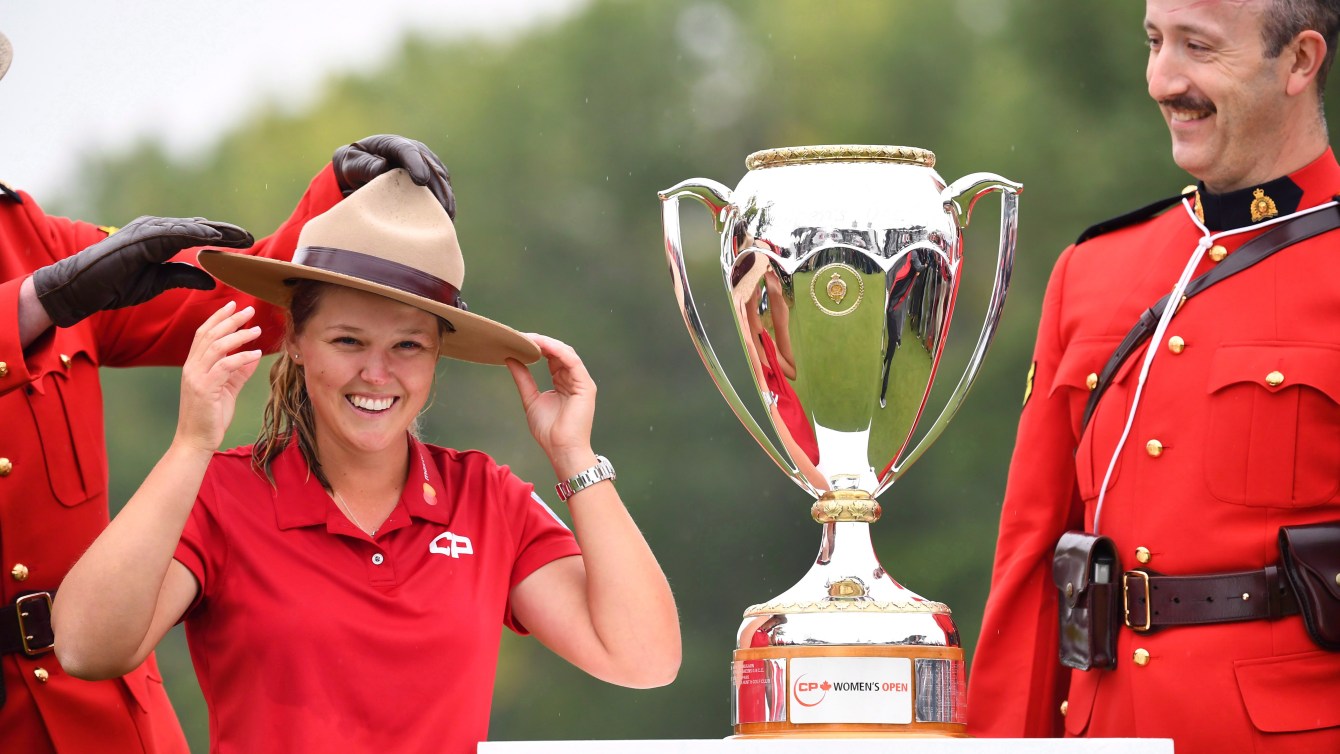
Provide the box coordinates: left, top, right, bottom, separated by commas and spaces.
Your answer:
200, 169, 540, 366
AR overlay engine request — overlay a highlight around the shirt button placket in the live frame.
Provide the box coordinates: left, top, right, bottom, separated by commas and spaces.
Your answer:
366, 549, 397, 586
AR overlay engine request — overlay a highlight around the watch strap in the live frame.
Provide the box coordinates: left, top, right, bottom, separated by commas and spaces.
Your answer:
555, 455, 615, 503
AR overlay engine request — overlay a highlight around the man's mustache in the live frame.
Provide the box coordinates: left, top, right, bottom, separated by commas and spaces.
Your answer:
1159, 95, 1216, 114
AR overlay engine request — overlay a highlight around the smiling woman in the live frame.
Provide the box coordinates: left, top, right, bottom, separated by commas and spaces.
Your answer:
261, 283, 446, 533
51, 167, 681, 754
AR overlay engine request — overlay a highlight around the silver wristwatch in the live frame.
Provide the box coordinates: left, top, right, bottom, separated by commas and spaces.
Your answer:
555, 455, 616, 503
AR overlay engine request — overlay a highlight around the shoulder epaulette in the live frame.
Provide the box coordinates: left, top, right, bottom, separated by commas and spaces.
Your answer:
1075, 192, 1187, 244
0, 179, 22, 204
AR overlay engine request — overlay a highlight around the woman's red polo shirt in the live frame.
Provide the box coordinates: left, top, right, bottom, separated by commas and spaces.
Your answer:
173, 434, 580, 753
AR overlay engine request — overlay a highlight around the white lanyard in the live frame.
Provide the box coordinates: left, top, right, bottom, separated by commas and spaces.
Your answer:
1091, 198, 1340, 532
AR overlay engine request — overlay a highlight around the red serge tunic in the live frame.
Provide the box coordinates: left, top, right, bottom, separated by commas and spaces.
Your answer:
967, 150, 1340, 753
172, 435, 581, 754
0, 167, 342, 754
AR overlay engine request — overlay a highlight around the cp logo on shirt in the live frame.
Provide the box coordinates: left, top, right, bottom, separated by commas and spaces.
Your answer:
430, 531, 474, 558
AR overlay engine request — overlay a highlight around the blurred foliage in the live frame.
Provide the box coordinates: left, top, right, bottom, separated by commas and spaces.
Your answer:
55, 0, 1340, 749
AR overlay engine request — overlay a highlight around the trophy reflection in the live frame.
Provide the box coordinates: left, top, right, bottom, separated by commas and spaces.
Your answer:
659, 146, 1020, 737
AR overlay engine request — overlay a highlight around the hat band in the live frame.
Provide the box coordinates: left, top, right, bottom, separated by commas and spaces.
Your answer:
292, 246, 465, 309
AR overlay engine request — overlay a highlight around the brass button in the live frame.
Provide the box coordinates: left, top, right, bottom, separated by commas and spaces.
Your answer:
1060, 700, 1069, 717
0, 361, 8, 378
1135, 547, 1151, 565
11, 564, 28, 581
34, 668, 49, 683
1265, 371, 1284, 387
1146, 439, 1164, 457
0, 458, 11, 476
1208, 245, 1228, 262
1334, 573, 1339, 587
1064, 582, 1075, 599
1085, 373, 1099, 391
1167, 336, 1185, 354
59, 354, 71, 369
1133, 648, 1151, 667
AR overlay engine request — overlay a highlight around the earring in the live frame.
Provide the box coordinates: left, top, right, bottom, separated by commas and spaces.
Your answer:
291, 352, 301, 361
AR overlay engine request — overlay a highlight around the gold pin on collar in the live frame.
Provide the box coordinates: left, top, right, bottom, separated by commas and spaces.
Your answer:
1250, 188, 1278, 223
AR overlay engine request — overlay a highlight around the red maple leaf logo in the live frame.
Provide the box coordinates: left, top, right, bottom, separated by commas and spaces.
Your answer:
820, 681, 832, 691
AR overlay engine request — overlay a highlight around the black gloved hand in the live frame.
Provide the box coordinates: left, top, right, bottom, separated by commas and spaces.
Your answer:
332, 134, 455, 218
31, 216, 254, 328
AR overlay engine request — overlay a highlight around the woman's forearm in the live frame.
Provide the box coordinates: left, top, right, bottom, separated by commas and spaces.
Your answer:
564, 481, 682, 687
52, 441, 211, 679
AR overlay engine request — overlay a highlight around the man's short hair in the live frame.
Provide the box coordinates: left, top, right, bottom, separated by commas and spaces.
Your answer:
1263, 0, 1340, 93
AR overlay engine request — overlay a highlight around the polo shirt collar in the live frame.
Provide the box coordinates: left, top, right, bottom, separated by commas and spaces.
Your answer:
271, 433, 453, 533
401, 434, 453, 525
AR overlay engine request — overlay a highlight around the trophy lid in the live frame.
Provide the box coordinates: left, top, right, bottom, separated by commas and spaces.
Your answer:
745, 144, 936, 170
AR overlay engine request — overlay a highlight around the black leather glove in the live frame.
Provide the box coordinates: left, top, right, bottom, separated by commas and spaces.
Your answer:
31, 216, 254, 328
332, 134, 455, 218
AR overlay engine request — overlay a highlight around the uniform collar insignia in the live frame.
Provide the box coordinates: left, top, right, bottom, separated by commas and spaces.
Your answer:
1250, 188, 1278, 223
1195, 174, 1301, 231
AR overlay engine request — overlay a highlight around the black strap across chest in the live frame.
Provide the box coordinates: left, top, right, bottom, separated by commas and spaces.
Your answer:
1080, 203, 1340, 434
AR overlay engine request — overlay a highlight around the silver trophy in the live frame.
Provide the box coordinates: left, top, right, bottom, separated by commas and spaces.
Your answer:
659, 145, 1020, 737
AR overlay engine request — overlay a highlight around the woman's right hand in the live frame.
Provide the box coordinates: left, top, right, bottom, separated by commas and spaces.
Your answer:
175, 300, 263, 452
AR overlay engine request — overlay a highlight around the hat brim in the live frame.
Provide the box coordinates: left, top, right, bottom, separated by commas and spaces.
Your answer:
199, 250, 541, 366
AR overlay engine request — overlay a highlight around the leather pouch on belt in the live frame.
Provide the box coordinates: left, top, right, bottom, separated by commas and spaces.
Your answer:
1053, 531, 1120, 670
1278, 521, 1340, 651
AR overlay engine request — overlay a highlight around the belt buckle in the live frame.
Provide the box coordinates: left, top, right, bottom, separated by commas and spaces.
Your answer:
16, 592, 54, 655
1123, 571, 1152, 632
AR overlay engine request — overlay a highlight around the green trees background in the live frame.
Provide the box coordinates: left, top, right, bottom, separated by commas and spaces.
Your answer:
49, 0, 1338, 748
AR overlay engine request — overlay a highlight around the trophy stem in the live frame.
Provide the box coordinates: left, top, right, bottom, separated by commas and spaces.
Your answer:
732, 491, 966, 737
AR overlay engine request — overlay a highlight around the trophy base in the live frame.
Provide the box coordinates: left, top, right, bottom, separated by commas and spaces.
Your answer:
732, 644, 966, 737
732, 727, 966, 739
730, 506, 967, 737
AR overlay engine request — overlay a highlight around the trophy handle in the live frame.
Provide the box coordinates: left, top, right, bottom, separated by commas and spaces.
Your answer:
880, 172, 1022, 494
658, 179, 805, 487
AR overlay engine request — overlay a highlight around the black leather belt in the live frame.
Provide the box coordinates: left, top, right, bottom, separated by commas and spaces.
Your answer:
1122, 566, 1299, 632
0, 592, 55, 708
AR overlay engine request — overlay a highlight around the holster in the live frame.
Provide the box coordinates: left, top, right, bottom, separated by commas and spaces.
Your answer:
1278, 521, 1340, 651
1053, 531, 1120, 670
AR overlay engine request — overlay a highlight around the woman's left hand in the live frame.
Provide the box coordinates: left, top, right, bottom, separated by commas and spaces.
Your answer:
506, 334, 597, 473
176, 301, 264, 453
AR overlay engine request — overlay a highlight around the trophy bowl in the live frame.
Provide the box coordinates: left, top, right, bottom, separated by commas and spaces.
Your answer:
658, 145, 1020, 737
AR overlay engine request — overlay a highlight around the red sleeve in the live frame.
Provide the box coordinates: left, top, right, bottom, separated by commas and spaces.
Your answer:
0, 200, 114, 395
496, 466, 582, 635
0, 277, 53, 396
174, 463, 230, 619
93, 164, 344, 367
966, 244, 1085, 738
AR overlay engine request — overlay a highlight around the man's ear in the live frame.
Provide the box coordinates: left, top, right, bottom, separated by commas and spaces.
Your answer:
1285, 29, 1327, 97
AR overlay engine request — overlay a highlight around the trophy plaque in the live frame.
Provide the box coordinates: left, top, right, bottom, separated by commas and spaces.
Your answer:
658, 145, 1021, 737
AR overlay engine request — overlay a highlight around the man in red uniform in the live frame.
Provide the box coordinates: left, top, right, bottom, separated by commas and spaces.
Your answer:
0, 30, 456, 753
968, 2, 1340, 752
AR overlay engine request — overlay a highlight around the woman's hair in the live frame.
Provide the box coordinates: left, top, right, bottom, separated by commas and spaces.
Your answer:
250, 280, 450, 489
253, 280, 331, 488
